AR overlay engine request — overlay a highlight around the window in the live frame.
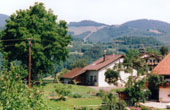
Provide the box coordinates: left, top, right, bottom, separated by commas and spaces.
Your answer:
90, 76, 93, 82
94, 76, 97, 82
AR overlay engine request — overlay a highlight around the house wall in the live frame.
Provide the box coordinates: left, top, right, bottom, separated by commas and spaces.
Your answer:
118, 69, 137, 86
97, 58, 124, 87
159, 87, 170, 102
97, 58, 137, 87
86, 71, 98, 86
63, 78, 72, 84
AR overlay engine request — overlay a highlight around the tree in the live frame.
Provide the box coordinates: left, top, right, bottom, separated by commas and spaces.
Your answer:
124, 78, 151, 105
84, 45, 104, 63
148, 74, 164, 99
105, 69, 119, 85
123, 49, 148, 77
160, 46, 168, 56
0, 2, 71, 80
55, 84, 71, 101
70, 59, 87, 69
0, 61, 48, 109
146, 48, 160, 55
101, 93, 127, 110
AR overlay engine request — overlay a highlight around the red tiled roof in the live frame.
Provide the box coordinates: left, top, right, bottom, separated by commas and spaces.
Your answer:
140, 53, 162, 60
153, 53, 170, 75
61, 54, 124, 79
84, 54, 124, 70
61, 68, 85, 79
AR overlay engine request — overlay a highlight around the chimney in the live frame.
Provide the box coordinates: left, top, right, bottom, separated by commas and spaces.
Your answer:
103, 54, 106, 61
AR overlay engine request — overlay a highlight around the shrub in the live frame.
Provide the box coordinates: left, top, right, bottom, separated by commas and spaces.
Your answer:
96, 90, 105, 98
124, 79, 151, 105
0, 62, 48, 109
72, 93, 82, 98
105, 69, 119, 84
55, 84, 71, 101
100, 93, 127, 110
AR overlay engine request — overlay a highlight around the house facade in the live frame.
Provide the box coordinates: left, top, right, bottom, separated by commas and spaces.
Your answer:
153, 53, 170, 102
140, 53, 162, 72
61, 54, 137, 87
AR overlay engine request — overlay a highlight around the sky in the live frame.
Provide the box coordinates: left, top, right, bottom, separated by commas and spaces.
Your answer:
0, 0, 170, 25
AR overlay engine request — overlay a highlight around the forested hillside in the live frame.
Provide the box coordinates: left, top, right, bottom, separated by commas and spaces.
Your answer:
69, 19, 170, 44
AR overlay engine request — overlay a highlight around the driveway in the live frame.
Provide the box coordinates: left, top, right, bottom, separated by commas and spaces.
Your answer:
140, 101, 168, 109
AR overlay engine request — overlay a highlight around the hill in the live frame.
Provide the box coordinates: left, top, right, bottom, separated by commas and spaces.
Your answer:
68, 20, 108, 27
68, 19, 170, 44
0, 14, 9, 27
122, 19, 170, 32
68, 20, 108, 41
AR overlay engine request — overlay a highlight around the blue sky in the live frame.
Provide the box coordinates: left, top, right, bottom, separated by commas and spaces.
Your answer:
0, 0, 170, 25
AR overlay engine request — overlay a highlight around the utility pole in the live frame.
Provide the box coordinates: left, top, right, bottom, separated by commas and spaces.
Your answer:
28, 38, 32, 87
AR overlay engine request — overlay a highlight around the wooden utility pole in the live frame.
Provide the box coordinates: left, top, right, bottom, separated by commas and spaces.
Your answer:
28, 38, 32, 87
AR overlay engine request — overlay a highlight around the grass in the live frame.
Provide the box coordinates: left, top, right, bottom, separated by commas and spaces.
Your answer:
40, 83, 102, 110
46, 97, 102, 110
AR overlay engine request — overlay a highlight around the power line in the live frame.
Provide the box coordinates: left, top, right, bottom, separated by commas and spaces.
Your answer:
0, 38, 29, 42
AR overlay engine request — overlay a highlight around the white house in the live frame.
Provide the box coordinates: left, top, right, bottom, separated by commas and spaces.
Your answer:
61, 54, 137, 87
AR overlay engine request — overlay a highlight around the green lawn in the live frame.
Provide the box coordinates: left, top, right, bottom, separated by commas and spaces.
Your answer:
40, 83, 102, 110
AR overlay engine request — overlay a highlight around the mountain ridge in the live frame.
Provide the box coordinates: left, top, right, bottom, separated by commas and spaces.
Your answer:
68, 20, 109, 27
0, 14, 9, 28
68, 19, 170, 43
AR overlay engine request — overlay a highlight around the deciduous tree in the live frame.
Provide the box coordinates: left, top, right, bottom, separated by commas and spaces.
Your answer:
0, 2, 71, 80
160, 46, 168, 56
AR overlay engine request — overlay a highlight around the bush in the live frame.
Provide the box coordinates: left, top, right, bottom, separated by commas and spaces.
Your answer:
105, 69, 119, 84
100, 93, 127, 110
55, 84, 71, 101
0, 62, 48, 109
72, 93, 82, 98
96, 90, 105, 98
124, 79, 151, 105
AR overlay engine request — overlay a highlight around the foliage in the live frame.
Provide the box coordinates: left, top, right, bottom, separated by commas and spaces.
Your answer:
72, 93, 82, 98
148, 74, 164, 99
148, 74, 164, 88
96, 90, 106, 98
57, 68, 69, 80
70, 58, 87, 69
101, 93, 117, 110
68, 20, 107, 27
55, 84, 71, 100
117, 36, 163, 48
100, 93, 127, 110
146, 48, 161, 55
123, 49, 140, 72
0, 2, 71, 80
105, 69, 119, 84
42, 83, 101, 110
124, 78, 151, 105
0, 62, 48, 110
84, 44, 104, 63
123, 49, 148, 76
160, 46, 168, 56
